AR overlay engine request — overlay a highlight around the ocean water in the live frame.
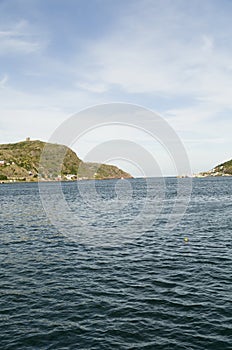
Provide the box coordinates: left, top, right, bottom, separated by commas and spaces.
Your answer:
0, 177, 231, 350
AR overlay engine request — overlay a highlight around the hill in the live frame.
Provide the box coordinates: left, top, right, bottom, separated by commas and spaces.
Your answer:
0, 140, 132, 182
194, 159, 232, 177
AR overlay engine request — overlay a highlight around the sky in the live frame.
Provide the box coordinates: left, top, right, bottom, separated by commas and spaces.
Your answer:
1, 0, 232, 176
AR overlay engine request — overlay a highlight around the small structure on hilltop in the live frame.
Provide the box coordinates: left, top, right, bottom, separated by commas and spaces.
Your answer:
26, 137, 31, 142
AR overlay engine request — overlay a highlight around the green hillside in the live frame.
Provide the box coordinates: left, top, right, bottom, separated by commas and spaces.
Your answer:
214, 159, 232, 175
0, 140, 132, 181
195, 158, 232, 177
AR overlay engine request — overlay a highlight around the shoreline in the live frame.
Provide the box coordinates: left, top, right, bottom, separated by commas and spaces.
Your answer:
1, 175, 232, 185
0, 177, 131, 184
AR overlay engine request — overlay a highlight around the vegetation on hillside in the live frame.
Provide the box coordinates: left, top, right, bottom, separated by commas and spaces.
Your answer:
0, 140, 132, 181
215, 159, 232, 175
195, 158, 232, 177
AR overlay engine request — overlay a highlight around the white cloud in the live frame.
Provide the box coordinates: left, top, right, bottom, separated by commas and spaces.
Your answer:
77, 81, 108, 94
71, 2, 232, 115
164, 103, 219, 131
82, 32, 232, 105
0, 20, 45, 55
0, 108, 67, 143
0, 82, 108, 145
202, 35, 214, 52
0, 74, 8, 88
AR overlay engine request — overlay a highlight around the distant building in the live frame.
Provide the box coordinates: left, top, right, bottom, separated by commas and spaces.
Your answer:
0, 160, 5, 166
26, 137, 31, 141
65, 174, 76, 180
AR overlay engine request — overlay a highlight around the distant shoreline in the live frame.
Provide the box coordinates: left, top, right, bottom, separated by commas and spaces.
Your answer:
1, 175, 232, 185
0, 177, 130, 184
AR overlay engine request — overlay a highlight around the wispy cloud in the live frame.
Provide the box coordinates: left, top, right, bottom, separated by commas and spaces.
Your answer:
0, 20, 45, 55
0, 73, 8, 88
78, 29, 232, 109
77, 81, 108, 94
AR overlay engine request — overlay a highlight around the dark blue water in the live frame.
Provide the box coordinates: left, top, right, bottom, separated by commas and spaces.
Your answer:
0, 178, 231, 349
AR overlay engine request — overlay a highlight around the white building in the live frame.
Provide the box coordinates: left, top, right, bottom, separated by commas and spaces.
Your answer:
65, 174, 76, 180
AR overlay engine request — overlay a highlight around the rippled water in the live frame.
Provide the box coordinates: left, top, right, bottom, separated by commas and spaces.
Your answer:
0, 178, 231, 349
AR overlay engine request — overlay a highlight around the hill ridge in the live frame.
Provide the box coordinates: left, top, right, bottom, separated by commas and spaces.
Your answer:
0, 139, 132, 182
194, 158, 232, 177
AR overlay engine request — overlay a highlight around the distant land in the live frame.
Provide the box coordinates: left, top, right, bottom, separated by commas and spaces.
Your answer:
194, 159, 232, 178
0, 139, 132, 182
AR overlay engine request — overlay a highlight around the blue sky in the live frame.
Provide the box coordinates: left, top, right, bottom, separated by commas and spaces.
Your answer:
1, 0, 232, 175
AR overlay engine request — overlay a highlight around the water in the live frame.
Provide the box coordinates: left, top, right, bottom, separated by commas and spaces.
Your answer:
0, 178, 231, 349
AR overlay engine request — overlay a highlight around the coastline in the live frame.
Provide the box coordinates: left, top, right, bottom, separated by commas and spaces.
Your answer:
0, 177, 130, 184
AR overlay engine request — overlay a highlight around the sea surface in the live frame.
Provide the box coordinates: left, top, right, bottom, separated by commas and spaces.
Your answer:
0, 177, 231, 349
